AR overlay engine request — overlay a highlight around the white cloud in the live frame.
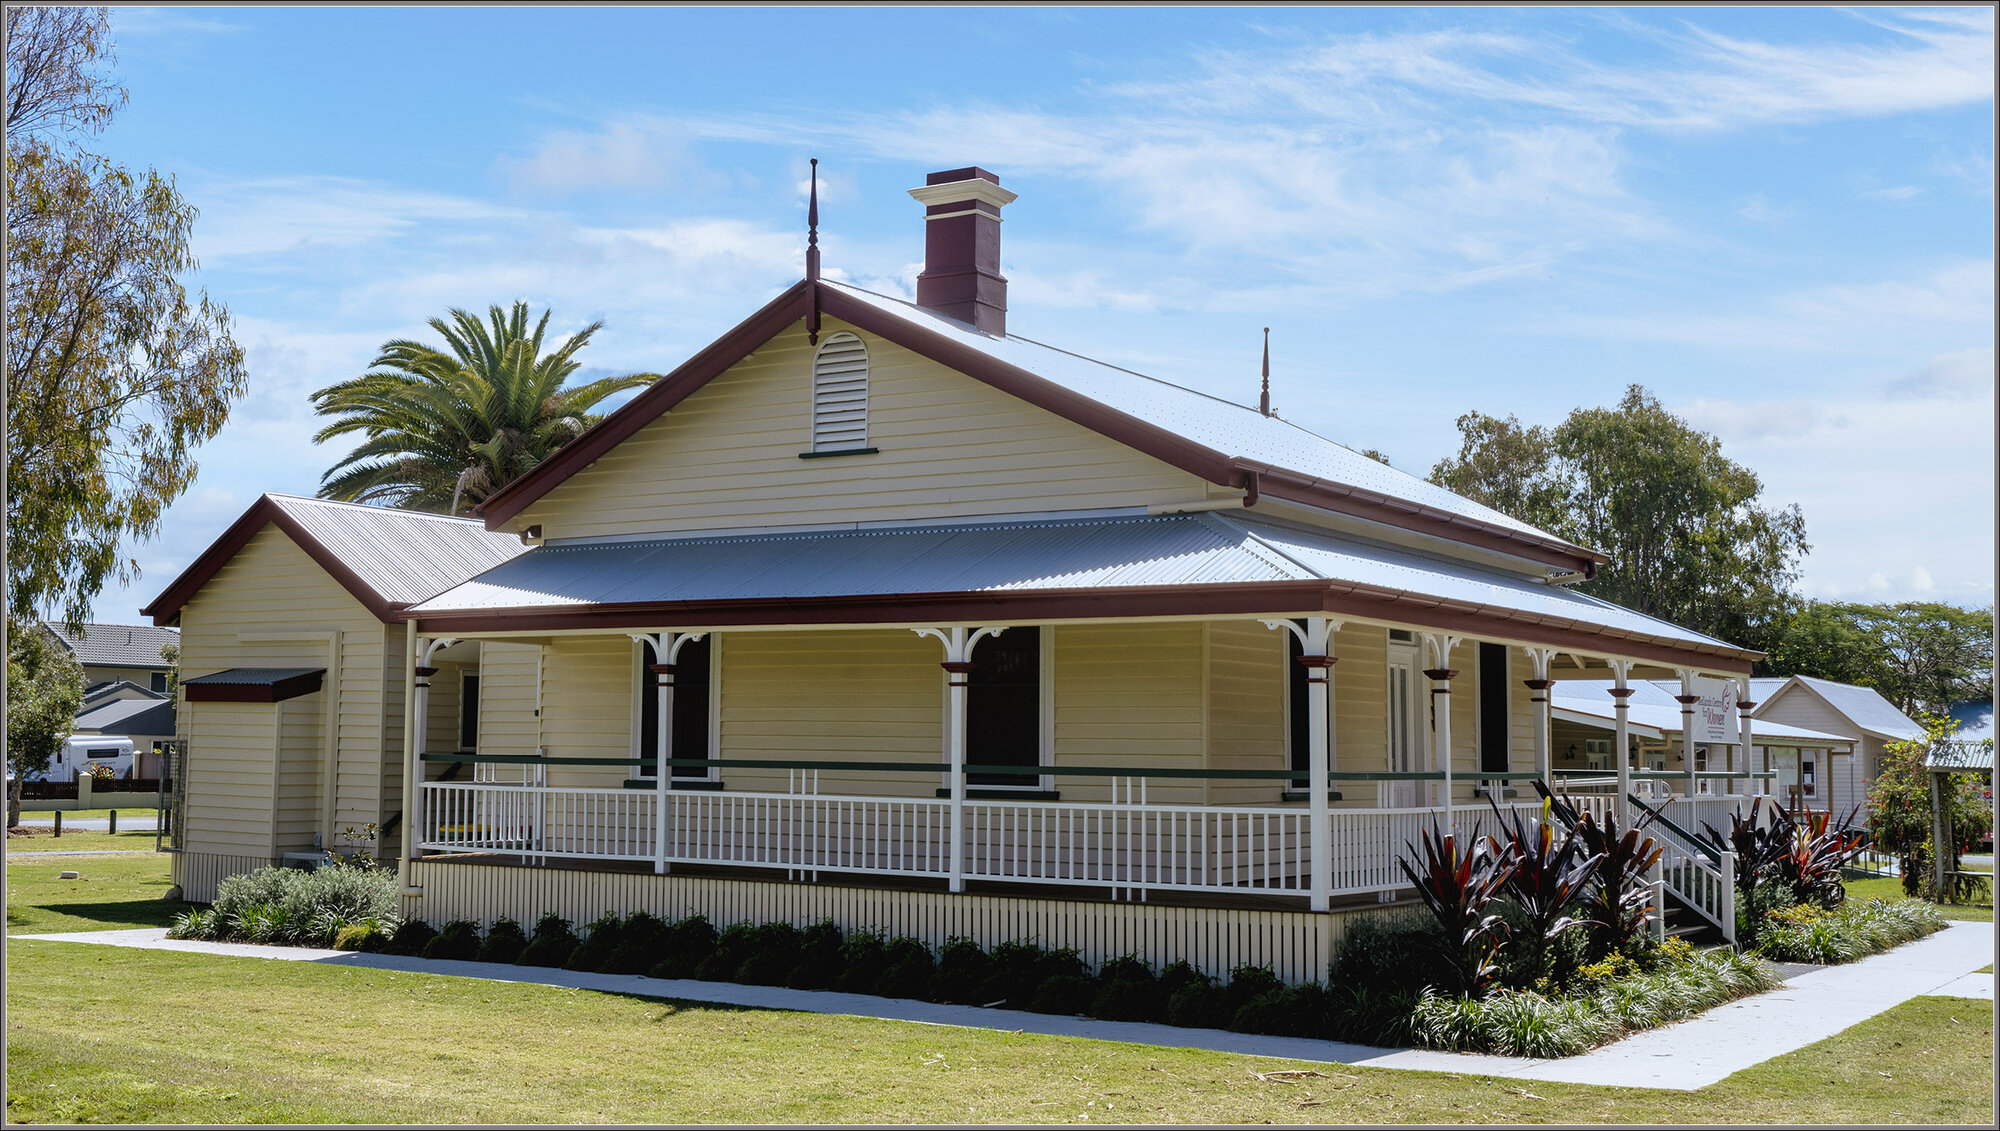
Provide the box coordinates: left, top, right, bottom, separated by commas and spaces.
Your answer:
1886, 347, 1995, 399
1529, 261, 1993, 353
1736, 195, 1794, 224
1671, 383, 1993, 605
189, 176, 523, 261
494, 118, 697, 196
111, 7, 246, 37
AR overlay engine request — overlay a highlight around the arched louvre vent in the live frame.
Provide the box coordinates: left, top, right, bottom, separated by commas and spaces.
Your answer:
811, 332, 870, 452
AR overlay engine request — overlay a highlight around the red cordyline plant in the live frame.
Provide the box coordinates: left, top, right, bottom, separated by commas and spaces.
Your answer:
1398, 823, 1519, 997
1538, 784, 1665, 958
1707, 799, 1868, 925
1490, 796, 1604, 980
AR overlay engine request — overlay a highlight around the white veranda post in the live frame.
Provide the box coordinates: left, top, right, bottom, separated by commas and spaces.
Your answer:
402, 639, 458, 887
1607, 659, 1636, 825
1263, 617, 1340, 912
1524, 648, 1558, 785
633, 631, 706, 875
914, 626, 1005, 894
1423, 634, 1461, 827
1677, 669, 1701, 799
1736, 676, 1757, 798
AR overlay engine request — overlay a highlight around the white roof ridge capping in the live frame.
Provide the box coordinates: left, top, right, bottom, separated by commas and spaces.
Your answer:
819, 280, 1596, 558
265, 492, 491, 524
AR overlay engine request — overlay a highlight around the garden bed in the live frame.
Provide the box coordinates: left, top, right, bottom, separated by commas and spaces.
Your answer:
168, 860, 1783, 1060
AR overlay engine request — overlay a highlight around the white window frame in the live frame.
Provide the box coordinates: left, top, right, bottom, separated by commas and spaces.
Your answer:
941, 625, 1053, 794
631, 637, 720, 784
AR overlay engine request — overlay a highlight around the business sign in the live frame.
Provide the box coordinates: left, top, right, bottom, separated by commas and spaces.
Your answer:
1687, 676, 1736, 745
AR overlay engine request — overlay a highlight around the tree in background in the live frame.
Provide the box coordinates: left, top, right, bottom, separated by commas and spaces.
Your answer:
6, 619, 85, 827
310, 302, 658, 514
1430, 386, 1807, 645
1763, 601, 1992, 715
5, 7, 246, 629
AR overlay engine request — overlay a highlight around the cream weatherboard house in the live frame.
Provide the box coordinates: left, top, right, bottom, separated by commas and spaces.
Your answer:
145, 168, 1771, 980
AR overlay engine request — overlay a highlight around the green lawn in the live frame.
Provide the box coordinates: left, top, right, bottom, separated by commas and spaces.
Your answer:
5, 851, 186, 935
4, 855, 1992, 1125
7, 827, 168, 856
1845, 875, 1994, 922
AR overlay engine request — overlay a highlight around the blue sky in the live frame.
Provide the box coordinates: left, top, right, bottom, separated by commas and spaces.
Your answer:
96, 5, 1993, 618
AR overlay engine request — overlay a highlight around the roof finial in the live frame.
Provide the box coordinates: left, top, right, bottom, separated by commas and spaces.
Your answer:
806, 157, 822, 345
1258, 327, 1271, 417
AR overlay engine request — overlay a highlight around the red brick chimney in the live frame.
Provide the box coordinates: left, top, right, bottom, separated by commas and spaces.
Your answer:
908, 167, 1017, 336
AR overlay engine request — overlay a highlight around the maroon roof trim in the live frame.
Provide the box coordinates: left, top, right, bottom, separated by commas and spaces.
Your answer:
183, 669, 324, 703
475, 281, 814, 525
1240, 464, 1607, 573
139, 497, 403, 626
470, 281, 1602, 574
405, 580, 1756, 674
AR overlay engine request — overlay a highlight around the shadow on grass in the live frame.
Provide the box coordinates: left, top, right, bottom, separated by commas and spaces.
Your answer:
11, 898, 189, 932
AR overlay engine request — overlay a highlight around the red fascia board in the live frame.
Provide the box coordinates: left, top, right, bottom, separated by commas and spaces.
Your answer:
139, 497, 402, 626
476, 279, 1600, 573
1242, 464, 1606, 575
814, 287, 1243, 485
475, 281, 815, 526
406, 579, 1757, 674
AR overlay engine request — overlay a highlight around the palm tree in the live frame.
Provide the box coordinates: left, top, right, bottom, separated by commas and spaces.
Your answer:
311, 302, 658, 514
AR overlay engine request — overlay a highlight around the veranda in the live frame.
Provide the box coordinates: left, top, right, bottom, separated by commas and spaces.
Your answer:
397, 614, 1764, 944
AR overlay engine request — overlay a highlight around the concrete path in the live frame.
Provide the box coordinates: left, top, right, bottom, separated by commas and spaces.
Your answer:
13, 921, 1994, 1091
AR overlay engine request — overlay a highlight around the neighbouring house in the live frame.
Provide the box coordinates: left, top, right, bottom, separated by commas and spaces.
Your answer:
1549, 680, 1852, 817
144, 167, 1777, 978
1749, 675, 1926, 823
42, 620, 180, 695
36, 621, 183, 779
71, 696, 180, 780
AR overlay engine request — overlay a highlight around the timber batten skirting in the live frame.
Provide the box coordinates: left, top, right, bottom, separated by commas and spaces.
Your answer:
401, 857, 1402, 985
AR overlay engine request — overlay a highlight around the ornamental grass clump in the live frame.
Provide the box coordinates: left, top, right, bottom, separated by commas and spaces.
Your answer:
1406, 947, 1781, 1057
1755, 897, 1947, 964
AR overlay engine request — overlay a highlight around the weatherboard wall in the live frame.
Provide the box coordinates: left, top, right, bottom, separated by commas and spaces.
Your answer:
171, 524, 391, 874
513, 315, 1216, 542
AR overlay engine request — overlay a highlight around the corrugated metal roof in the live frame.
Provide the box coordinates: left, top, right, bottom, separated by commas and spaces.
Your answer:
74, 697, 176, 735
1551, 681, 1852, 746
414, 513, 1304, 611
42, 622, 179, 668
267, 495, 526, 606
410, 511, 1734, 659
826, 281, 1585, 554
1230, 521, 1734, 652
1926, 742, 1993, 771
181, 667, 323, 686
1787, 675, 1928, 742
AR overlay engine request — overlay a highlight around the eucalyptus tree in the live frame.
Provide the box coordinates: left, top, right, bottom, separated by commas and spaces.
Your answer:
6, 6, 246, 628
311, 303, 659, 514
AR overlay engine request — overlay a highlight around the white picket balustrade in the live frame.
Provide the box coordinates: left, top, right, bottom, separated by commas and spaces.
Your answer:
418, 779, 1751, 915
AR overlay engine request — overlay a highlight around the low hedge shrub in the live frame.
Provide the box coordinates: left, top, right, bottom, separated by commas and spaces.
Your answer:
423, 919, 482, 961
1754, 897, 1947, 964
517, 913, 579, 968
475, 918, 529, 964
